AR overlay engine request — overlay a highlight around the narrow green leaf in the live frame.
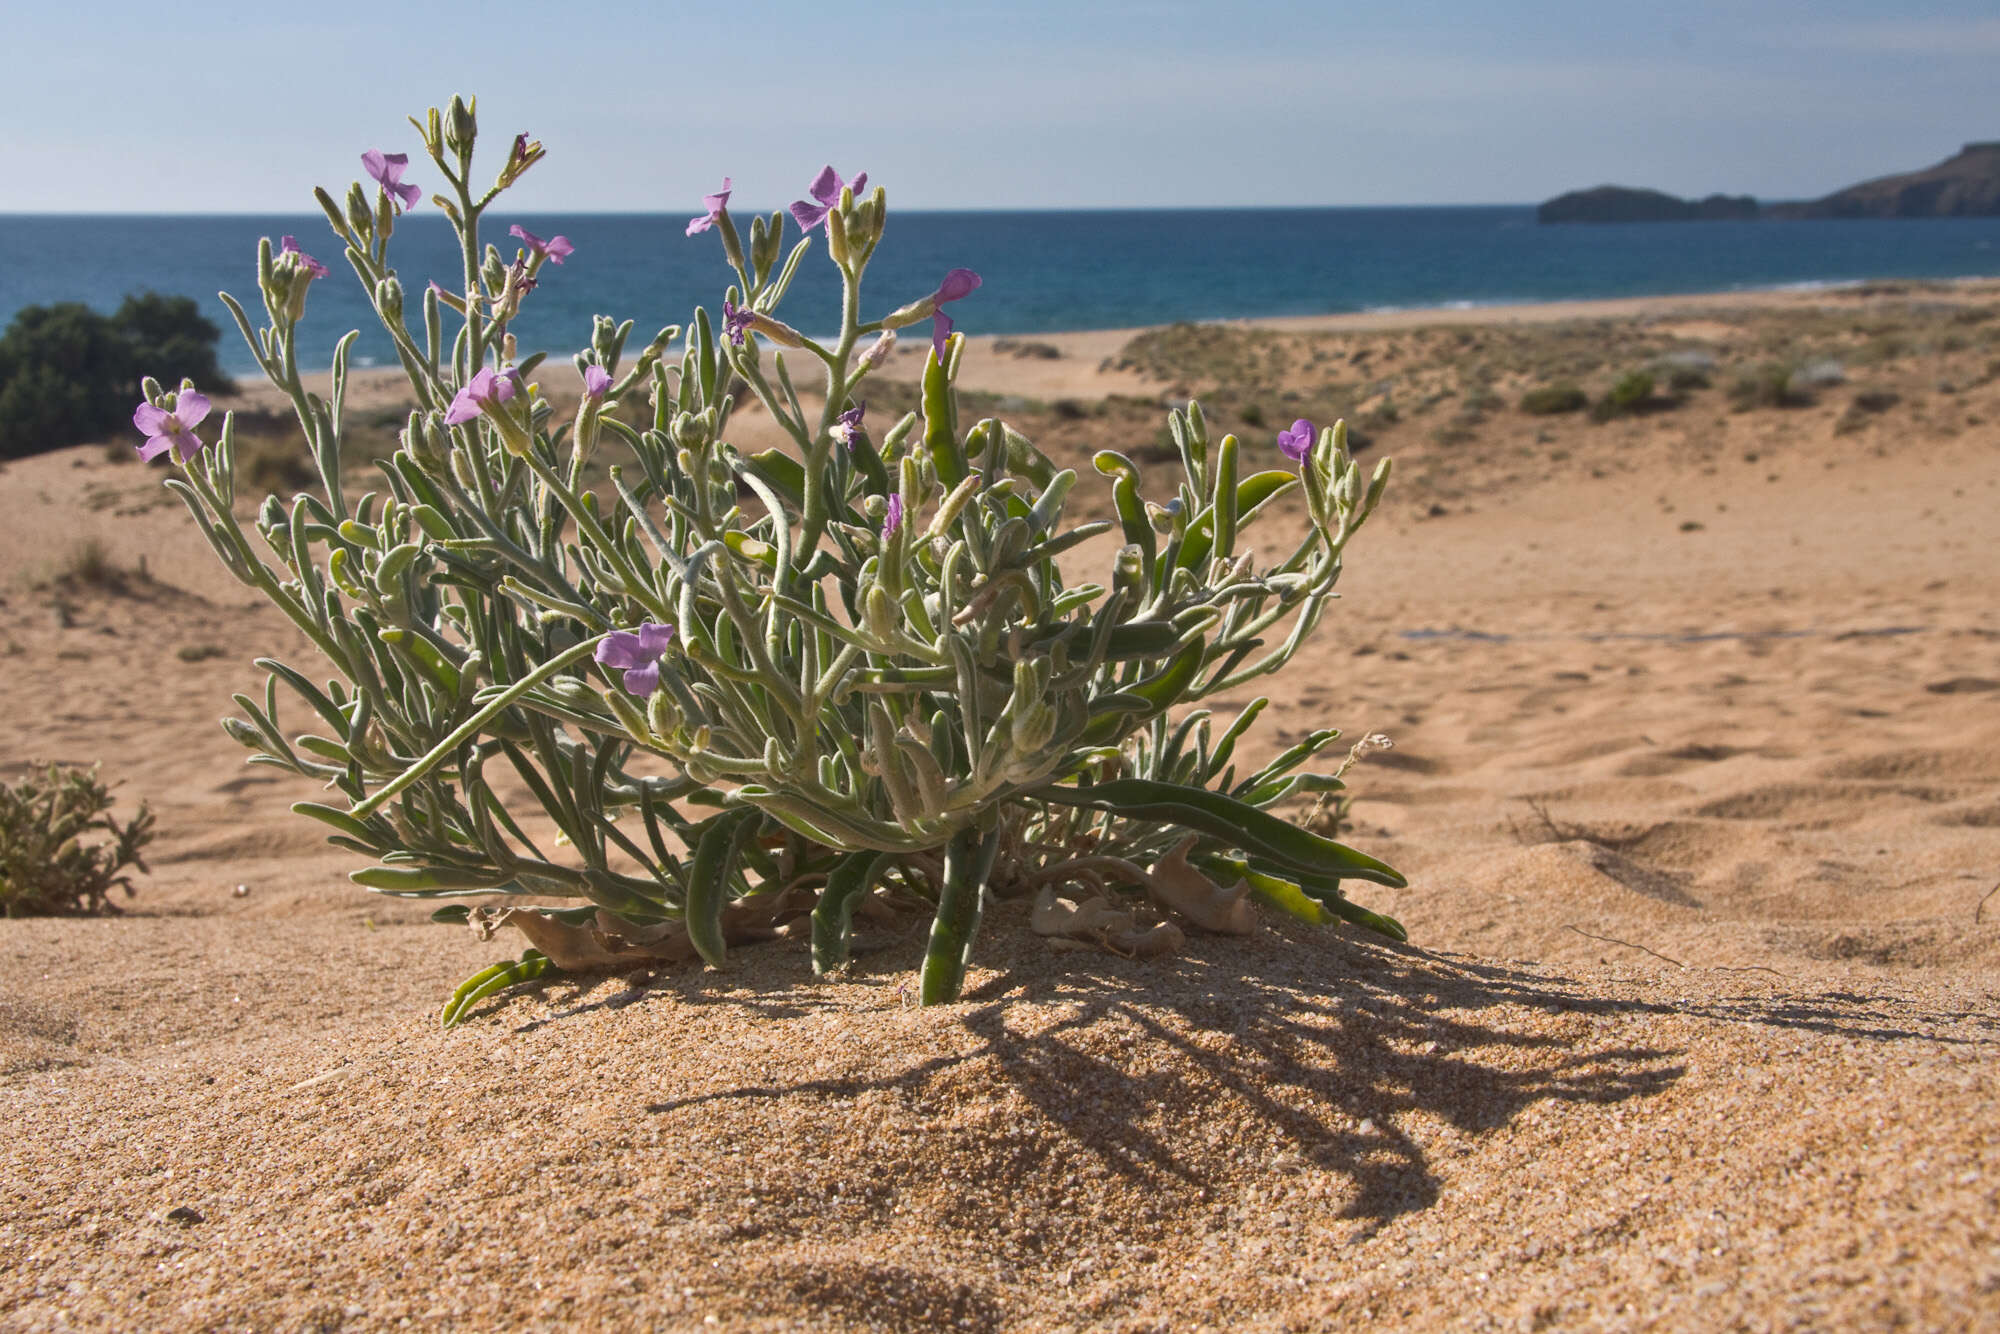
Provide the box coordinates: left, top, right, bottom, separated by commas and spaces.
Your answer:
686, 808, 759, 969
919, 826, 1000, 1005
812, 850, 891, 975
1033, 778, 1406, 888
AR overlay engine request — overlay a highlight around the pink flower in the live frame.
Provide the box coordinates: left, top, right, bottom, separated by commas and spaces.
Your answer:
830, 402, 865, 449
278, 235, 328, 280
583, 365, 613, 399
928, 268, 982, 362
1276, 419, 1316, 464
133, 391, 212, 463
361, 150, 422, 211
721, 299, 755, 348
443, 368, 518, 426
595, 622, 676, 696
883, 493, 903, 538
509, 224, 574, 265
789, 165, 867, 232
686, 178, 732, 237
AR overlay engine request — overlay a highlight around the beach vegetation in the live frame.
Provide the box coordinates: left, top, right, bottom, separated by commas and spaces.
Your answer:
140, 98, 1405, 1019
1729, 363, 1812, 410
0, 763, 155, 917
1835, 388, 1902, 435
0, 296, 234, 460
1519, 383, 1588, 415
1591, 370, 1658, 421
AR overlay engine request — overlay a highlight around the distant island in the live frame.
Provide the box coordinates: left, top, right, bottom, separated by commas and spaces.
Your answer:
1539, 141, 2000, 223
1538, 186, 1757, 224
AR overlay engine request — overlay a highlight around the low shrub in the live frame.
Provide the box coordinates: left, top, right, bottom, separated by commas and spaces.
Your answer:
0, 763, 155, 917
1729, 363, 1812, 410
1519, 384, 1587, 415
1591, 370, 1656, 421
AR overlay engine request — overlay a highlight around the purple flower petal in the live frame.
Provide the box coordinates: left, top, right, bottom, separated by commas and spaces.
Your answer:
687, 177, 733, 236
883, 493, 903, 538
595, 629, 650, 669
279, 235, 329, 279
133, 402, 168, 434
135, 434, 173, 462
510, 225, 573, 264
363, 150, 421, 209
583, 365, 612, 398
634, 622, 676, 657
175, 391, 212, 428
1276, 418, 1316, 463
807, 165, 842, 206
931, 309, 956, 363
172, 429, 205, 463
934, 268, 981, 304
831, 402, 865, 448
443, 388, 481, 426
722, 300, 753, 348
620, 661, 661, 697
793, 167, 865, 232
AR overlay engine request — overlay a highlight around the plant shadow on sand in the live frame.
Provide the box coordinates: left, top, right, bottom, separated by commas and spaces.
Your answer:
466, 920, 1979, 1240
424, 909, 2000, 1334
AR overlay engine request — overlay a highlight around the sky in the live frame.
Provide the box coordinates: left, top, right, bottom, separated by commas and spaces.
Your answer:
3, 0, 1995, 213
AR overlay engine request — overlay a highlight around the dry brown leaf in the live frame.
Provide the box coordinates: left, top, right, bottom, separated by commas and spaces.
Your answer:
1144, 836, 1255, 934
1107, 920, 1186, 958
1031, 887, 1135, 938
470, 906, 698, 970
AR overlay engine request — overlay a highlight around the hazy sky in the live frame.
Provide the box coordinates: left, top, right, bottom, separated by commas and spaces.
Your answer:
4, 0, 1994, 213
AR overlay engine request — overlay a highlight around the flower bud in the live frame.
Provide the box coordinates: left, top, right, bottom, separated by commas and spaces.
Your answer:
446, 95, 478, 158
859, 329, 897, 371
881, 296, 936, 330
345, 182, 374, 240
745, 311, 807, 349
647, 688, 680, 741
376, 276, 404, 323
315, 187, 351, 242
1012, 702, 1057, 755
865, 585, 898, 645
827, 206, 851, 267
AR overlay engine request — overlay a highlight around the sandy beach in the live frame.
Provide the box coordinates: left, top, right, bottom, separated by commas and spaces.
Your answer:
2, 283, 1997, 1330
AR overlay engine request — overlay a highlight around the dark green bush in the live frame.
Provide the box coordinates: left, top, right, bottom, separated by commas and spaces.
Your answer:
1591, 370, 1657, 421
1519, 384, 1588, 415
0, 293, 234, 459
0, 763, 155, 917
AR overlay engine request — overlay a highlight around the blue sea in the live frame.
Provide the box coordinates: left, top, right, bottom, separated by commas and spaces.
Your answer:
4, 209, 1999, 375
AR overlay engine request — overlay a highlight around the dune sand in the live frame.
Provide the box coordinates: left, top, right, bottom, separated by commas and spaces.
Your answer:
1, 285, 1996, 1330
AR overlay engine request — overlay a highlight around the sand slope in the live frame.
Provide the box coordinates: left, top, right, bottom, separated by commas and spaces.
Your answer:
2, 291, 1997, 1330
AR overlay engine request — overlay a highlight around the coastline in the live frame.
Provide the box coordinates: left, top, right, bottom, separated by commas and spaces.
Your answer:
234, 274, 2000, 411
